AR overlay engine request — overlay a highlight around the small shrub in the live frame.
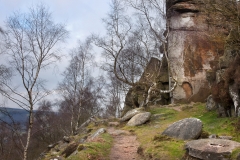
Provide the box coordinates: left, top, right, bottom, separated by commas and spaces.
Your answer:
137, 146, 144, 156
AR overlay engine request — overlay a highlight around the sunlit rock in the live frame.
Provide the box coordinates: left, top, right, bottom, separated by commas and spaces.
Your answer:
167, 0, 224, 103
127, 112, 151, 126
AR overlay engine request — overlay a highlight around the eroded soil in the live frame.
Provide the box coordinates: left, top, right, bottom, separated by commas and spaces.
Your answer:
107, 127, 143, 160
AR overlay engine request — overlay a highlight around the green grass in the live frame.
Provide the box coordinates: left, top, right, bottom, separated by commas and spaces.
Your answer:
149, 107, 177, 115
43, 103, 240, 160
67, 133, 113, 160
231, 147, 240, 159
123, 103, 240, 159
198, 112, 234, 134
191, 104, 240, 141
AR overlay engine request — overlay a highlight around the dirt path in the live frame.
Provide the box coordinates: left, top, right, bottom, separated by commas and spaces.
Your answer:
107, 127, 142, 160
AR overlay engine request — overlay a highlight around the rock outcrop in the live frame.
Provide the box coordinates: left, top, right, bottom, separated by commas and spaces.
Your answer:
185, 139, 240, 160
127, 112, 151, 126
122, 57, 170, 115
167, 0, 224, 103
206, 95, 217, 111
61, 142, 79, 158
207, 30, 240, 117
162, 118, 202, 140
219, 30, 240, 69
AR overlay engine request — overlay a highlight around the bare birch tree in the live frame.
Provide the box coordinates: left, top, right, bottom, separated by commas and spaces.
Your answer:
124, 0, 177, 94
93, 0, 160, 85
0, 4, 68, 160
58, 39, 93, 134
93, 0, 176, 108
58, 38, 105, 134
104, 72, 123, 118
92, 0, 135, 86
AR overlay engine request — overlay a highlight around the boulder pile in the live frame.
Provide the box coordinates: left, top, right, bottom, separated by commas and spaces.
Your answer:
120, 107, 151, 126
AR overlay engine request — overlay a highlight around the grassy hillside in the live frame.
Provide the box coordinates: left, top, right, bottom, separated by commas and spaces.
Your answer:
123, 103, 240, 159
43, 103, 240, 160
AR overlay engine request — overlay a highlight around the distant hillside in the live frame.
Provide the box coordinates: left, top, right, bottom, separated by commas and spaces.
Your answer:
0, 107, 29, 125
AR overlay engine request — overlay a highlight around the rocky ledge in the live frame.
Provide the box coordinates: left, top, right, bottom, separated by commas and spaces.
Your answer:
185, 139, 240, 160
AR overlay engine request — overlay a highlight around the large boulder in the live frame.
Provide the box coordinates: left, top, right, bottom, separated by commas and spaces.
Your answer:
127, 112, 151, 126
120, 107, 145, 122
61, 142, 79, 158
185, 139, 240, 160
162, 118, 202, 140
121, 57, 170, 115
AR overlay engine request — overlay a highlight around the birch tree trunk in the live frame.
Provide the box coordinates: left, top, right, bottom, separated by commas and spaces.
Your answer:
1, 4, 68, 159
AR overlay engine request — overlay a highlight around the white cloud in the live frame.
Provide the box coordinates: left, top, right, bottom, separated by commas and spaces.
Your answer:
0, 0, 110, 108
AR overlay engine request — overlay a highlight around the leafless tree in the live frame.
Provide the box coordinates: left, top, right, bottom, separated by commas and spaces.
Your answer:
0, 27, 6, 54
103, 72, 123, 118
93, 0, 176, 108
0, 28, 11, 86
32, 100, 60, 144
58, 39, 105, 134
124, 0, 177, 90
124, 0, 167, 59
25, 100, 64, 159
93, 0, 161, 84
92, 0, 135, 86
59, 77, 105, 134
0, 122, 23, 160
0, 4, 68, 160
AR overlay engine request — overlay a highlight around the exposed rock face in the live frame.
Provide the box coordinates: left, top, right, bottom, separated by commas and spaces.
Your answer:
206, 95, 217, 111
127, 112, 151, 126
185, 139, 240, 160
61, 142, 79, 158
162, 118, 202, 140
208, 31, 240, 117
167, 0, 224, 103
220, 30, 240, 69
122, 57, 169, 115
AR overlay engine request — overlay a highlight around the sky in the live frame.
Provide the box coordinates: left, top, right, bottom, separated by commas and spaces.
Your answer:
0, 0, 111, 108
